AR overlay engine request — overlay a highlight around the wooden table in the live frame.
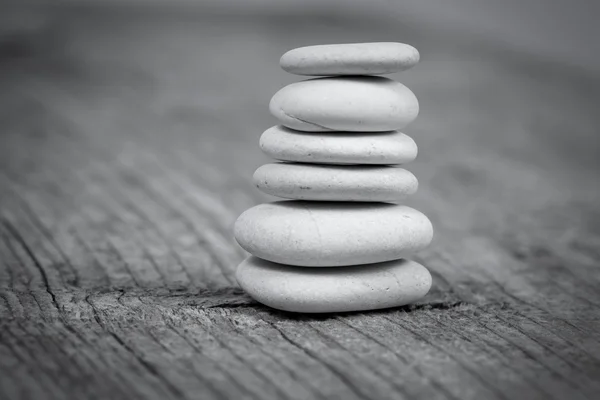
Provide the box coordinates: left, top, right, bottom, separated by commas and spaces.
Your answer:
1, 6, 599, 400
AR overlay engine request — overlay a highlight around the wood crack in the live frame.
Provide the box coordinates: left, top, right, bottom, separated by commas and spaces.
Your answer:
336, 317, 460, 400
382, 314, 510, 400
84, 294, 185, 400
163, 322, 262, 400
2, 219, 61, 313
264, 319, 371, 400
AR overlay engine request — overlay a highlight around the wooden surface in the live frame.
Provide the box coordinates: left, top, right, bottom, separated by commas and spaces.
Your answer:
1, 5, 600, 400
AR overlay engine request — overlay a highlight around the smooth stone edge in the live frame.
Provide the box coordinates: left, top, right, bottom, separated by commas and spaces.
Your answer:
252, 163, 419, 202
269, 77, 420, 132
235, 256, 432, 313
259, 125, 419, 165
233, 202, 434, 267
280, 42, 420, 76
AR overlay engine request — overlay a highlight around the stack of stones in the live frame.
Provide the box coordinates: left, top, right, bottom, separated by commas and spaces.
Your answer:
234, 43, 434, 313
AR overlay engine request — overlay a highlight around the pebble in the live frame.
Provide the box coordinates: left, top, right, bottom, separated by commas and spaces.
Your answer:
253, 163, 418, 202
269, 77, 419, 132
234, 201, 433, 267
280, 42, 420, 76
236, 256, 432, 313
260, 125, 418, 165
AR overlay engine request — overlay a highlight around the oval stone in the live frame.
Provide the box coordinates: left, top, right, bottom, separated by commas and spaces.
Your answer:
260, 126, 418, 165
280, 42, 420, 76
253, 163, 418, 202
234, 201, 433, 267
236, 256, 432, 313
269, 77, 419, 132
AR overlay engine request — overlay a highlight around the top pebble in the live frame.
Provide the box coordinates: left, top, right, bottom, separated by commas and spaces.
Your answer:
280, 42, 419, 76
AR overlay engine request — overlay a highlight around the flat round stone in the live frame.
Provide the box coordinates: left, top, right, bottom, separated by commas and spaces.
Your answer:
234, 201, 433, 267
269, 77, 419, 132
280, 42, 420, 76
253, 163, 418, 202
260, 126, 418, 165
236, 256, 432, 313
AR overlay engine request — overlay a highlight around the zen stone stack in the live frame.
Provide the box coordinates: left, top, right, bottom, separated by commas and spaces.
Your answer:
234, 42, 433, 313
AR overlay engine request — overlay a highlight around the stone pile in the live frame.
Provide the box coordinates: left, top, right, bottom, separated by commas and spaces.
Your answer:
234, 43, 433, 313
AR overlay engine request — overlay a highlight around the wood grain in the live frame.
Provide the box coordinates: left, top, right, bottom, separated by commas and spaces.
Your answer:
1, 5, 599, 400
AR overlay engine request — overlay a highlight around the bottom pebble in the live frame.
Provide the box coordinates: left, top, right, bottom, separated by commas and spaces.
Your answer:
236, 256, 432, 313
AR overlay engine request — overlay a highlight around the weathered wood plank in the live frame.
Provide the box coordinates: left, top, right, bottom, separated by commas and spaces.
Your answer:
1, 5, 599, 400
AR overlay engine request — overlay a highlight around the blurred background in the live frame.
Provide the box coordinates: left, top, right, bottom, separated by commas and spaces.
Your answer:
4, 0, 600, 68
1, 0, 599, 277
2, 4, 600, 399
